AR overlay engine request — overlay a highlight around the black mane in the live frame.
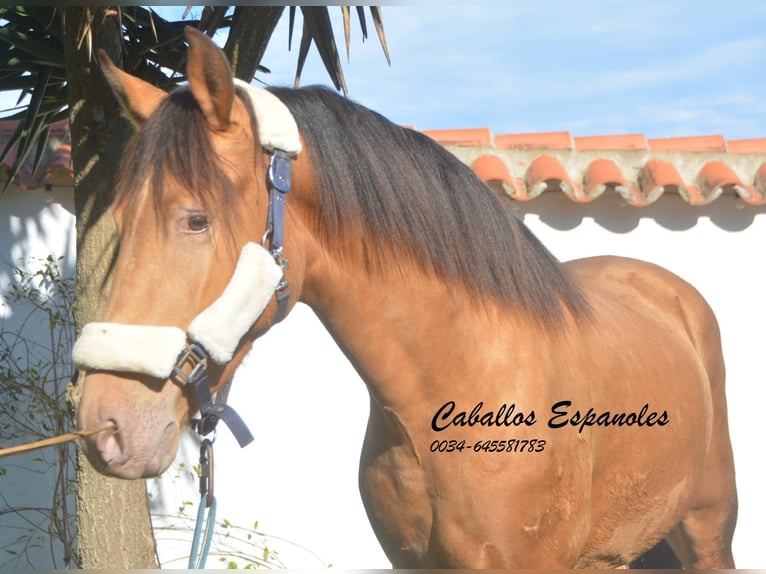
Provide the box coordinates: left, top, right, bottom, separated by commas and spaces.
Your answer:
269, 86, 590, 324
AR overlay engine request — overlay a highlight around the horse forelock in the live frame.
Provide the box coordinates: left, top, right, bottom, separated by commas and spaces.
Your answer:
269, 86, 591, 326
114, 88, 251, 239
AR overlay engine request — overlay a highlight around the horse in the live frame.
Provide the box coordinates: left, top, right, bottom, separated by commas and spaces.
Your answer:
74, 27, 737, 568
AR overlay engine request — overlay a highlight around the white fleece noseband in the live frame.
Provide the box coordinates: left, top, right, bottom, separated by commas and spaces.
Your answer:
73, 323, 187, 379
72, 242, 283, 378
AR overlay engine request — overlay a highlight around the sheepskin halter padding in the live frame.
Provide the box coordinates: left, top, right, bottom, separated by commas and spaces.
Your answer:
73, 84, 302, 379
187, 242, 284, 363
234, 79, 302, 156
73, 323, 187, 380
72, 242, 284, 378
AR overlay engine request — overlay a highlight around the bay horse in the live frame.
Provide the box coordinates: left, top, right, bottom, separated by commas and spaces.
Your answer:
75, 27, 737, 568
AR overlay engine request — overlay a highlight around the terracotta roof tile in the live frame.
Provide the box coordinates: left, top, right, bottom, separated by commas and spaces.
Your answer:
648, 135, 727, 153
526, 155, 581, 201
495, 131, 572, 151
694, 160, 749, 206
584, 159, 634, 202
426, 127, 766, 207
728, 138, 766, 154
471, 154, 523, 197
575, 134, 648, 151
421, 127, 491, 147
637, 159, 687, 206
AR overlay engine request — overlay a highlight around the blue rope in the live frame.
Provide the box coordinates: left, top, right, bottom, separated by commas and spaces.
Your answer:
188, 493, 217, 569
188, 438, 217, 569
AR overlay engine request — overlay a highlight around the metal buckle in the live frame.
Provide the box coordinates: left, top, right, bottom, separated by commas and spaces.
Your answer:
271, 247, 289, 272
268, 150, 292, 192
198, 438, 215, 508
275, 278, 290, 300
196, 413, 220, 441
173, 343, 208, 386
260, 228, 272, 249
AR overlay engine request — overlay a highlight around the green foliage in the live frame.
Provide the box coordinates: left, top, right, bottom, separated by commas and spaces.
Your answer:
0, 255, 77, 568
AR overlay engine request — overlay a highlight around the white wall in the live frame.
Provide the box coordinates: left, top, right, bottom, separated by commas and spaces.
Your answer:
0, 185, 76, 293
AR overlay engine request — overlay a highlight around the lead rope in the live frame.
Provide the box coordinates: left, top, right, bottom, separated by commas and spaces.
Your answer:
188, 438, 216, 569
178, 348, 242, 569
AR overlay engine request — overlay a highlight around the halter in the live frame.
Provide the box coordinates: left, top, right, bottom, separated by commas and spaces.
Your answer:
262, 149, 293, 324
72, 83, 302, 447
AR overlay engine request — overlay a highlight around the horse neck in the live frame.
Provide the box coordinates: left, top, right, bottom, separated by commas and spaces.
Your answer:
302, 258, 432, 395
296, 222, 517, 413
286, 155, 558, 412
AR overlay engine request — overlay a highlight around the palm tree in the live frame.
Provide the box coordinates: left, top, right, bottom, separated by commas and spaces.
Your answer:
0, 6, 388, 568
1, 6, 389, 189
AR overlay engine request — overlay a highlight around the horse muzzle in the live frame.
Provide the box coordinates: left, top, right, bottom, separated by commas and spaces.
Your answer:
77, 371, 183, 479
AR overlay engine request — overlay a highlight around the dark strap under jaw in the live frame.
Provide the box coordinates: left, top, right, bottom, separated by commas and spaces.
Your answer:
174, 343, 254, 447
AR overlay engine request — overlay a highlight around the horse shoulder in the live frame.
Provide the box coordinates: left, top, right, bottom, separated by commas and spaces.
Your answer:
565, 255, 717, 332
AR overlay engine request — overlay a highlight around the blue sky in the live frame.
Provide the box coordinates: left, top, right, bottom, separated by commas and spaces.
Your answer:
3, 3, 763, 140
223, 1, 766, 140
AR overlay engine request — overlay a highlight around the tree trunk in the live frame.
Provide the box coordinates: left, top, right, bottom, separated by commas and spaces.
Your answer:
62, 7, 158, 569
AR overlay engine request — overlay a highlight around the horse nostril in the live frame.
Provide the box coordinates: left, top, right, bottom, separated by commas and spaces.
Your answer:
95, 419, 122, 465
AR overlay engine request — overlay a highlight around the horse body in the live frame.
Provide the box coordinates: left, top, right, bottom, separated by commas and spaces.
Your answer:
76, 28, 736, 568
305, 237, 733, 567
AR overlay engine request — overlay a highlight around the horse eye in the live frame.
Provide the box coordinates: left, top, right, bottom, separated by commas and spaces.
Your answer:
187, 214, 209, 232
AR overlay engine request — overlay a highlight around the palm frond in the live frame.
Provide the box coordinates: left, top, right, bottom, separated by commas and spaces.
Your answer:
296, 6, 347, 95
342, 6, 351, 62
0, 5, 389, 191
369, 6, 391, 66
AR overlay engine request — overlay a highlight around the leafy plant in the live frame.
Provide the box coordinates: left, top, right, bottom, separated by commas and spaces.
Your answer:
151, 459, 330, 569
0, 255, 77, 568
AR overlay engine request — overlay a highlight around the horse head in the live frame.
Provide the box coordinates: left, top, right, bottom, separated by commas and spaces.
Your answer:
75, 28, 304, 478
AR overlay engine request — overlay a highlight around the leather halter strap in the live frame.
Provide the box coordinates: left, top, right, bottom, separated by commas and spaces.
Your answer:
178, 84, 300, 442
262, 149, 293, 324
174, 344, 254, 447
188, 147, 294, 444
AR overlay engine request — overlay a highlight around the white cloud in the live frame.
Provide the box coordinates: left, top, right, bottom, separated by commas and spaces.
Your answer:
560, 37, 765, 98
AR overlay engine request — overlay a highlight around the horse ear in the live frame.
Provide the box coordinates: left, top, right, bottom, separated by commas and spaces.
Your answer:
98, 50, 167, 126
184, 26, 234, 131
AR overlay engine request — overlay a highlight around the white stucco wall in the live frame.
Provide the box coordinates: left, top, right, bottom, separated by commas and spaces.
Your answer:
2, 181, 763, 568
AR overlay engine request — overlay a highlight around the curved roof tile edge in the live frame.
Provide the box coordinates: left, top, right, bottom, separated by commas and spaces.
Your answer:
426, 128, 766, 207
